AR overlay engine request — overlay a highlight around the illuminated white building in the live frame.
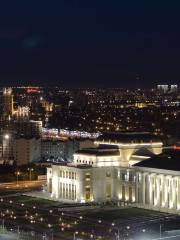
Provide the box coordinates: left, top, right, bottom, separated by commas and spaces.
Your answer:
157, 85, 169, 93
134, 149, 180, 214
47, 132, 163, 204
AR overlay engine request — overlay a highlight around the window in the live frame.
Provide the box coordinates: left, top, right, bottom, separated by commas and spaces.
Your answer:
85, 172, 91, 181
121, 172, 126, 181
66, 184, 68, 198
85, 186, 91, 201
69, 184, 71, 199
106, 172, 111, 177
72, 184, 74, 200
59, 182, 62, 198
63, 183, 65, 198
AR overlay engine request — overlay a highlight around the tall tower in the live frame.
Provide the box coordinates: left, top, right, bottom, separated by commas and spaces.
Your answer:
2, 88, 14, 119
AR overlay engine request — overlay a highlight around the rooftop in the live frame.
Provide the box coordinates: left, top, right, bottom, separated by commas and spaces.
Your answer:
96, 132, 162, 144
134, 149, 180, 171
75, 147, 120, 156
52, 162, 92, 169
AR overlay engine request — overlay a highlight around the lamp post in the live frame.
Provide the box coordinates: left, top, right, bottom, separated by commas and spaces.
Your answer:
51, 229, 54, 240
27, 168, 34, 181
2, 219, 4, 233
160, 223, 162, 239
117, 229, 120, 240
73, 231, 78, 240
17, 226, 20, 240
16, 171, 20, 186
42, 233, 46, 240
112, 224, 120, 240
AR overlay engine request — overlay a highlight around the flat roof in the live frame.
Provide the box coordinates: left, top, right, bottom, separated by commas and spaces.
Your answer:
134, 149, 180, 171
75, 148, 120, 156
52, 162, 92, 169
96, 132, 162, 144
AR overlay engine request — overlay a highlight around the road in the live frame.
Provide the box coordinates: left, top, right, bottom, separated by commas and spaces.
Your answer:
0, 180, 46, 192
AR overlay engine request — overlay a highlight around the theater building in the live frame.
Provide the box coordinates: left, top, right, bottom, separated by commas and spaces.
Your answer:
47, 132, 163, 204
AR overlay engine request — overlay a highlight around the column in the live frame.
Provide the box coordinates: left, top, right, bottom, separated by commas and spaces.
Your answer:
142, 173, 146, 204
164, 177, 169, 209
177, 178, 180, 209
156, 176, 160, 207
172, 177, 177, 209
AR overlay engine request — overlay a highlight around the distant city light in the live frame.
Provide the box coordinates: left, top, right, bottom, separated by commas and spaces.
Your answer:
4, 134, 10, 140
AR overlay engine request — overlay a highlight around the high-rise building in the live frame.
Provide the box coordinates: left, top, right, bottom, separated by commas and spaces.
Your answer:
14, 120, 42, 138
13, 137, 41, 166
157, 85, 169, 93
1, 132, 14, 161
13, 106, 30, 121
2, 88, 14, 119
157, 84, 178, 93
170, 84, 178, 93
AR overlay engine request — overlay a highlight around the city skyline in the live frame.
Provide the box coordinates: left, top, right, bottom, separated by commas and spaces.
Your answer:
0, 2, 180, 239
0, 86, 179, 239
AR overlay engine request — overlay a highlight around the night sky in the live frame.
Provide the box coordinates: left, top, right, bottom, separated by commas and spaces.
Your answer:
0, 1, 180, 87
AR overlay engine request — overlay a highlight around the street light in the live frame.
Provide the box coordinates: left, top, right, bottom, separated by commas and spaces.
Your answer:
17, 226, 20, 240
4, 134, 9, 140
160, 223, 162, 239
50, 228, 54, 240
74, 231, 78, 240
27, 168, 34, 181
15, 171, 20, 186
2, 219, 4, 233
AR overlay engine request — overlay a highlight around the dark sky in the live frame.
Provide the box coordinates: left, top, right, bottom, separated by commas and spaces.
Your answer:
0, 1, 180, 87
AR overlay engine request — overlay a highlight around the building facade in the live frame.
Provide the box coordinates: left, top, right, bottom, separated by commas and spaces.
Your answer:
47, 132, 164, 206
47, 165, 136, 203
14, 120, 42, 138
13, 137, 41, 166
41, 139, 94, 161
134, 150, 180, 214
